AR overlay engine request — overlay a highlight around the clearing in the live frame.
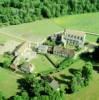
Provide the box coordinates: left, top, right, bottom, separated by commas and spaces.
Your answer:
0, 12, 99, 43
51, 58, 99, 100
0, 67, 22, 98
31, 54, 55, 73
0, 20, 62, 43
52, 12, 99, 34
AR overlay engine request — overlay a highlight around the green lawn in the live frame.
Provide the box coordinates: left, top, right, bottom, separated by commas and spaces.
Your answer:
52, 12, 99, 34
0, 34, 14, 44
31, 54, 55, 73
0, 33, 22, 44
66, 71, 99, 100
47, 54, 65, 66
0, 67, 22, 98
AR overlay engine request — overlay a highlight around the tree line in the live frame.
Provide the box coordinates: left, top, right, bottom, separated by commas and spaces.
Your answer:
0, 0, 99, 25
70, 62, 93, 93
0, 74, 65, 100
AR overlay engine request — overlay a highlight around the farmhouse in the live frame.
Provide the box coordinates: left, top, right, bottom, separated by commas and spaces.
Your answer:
62, 29, 86, 48
14, 41, 31, 56
53, 46, 75, 57
12, 41, 36, 69
13, 41, 36, 61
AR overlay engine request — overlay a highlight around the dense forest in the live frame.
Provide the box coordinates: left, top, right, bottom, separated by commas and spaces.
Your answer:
0, 0, 99, 25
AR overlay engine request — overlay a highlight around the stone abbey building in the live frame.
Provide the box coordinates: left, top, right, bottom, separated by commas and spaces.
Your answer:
62, 29, 86, 48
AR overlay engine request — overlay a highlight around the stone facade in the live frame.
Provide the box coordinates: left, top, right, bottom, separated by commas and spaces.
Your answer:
62, 30, 86, 48
37, 44, 48, 54
12, 41, 36, 67
53, 46, 75, 57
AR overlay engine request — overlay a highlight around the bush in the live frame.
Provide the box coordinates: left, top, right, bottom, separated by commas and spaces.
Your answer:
2, 53, 13, 68
70, 62, 93, 93
82, 62, 93, 86
59, 58, 74, 69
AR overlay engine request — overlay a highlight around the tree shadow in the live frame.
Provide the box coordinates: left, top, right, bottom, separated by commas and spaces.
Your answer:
54, 76, 67, 84
60, 74, 73, 94
65, 84, 72, 94
8, 96, 14, 100
79, 52, 92, 61
60, 74, 72, 80
80, 46, 99, 63
17, 78, 28, 90
92, 46, 99, 63
69, 68, 80, 75
93, 66, 99, 73
8, 78, 27, 100
17, 78, 34, 97
0, 63, 3, 67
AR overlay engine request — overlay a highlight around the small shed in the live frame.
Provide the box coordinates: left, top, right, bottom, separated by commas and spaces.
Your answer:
37, 45, 48, 54
20, 63, 35, 73
49, 80, 60, 91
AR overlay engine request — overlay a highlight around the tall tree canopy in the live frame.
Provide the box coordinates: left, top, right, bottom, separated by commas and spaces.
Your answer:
0, 0, 99, 25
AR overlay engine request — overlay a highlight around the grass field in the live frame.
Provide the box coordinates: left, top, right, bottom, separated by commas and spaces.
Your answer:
52, 58, 99, 100
0, 12, 99, 43
0, 34, 11, 43
31, 54, 55, 73
0, 20, 62, 43
66, 71, 99, 100
86, 34, 98, 42
52, 59, 85, 78
0, 67, 22, 98
0, 33, 22, 44
0, 33, 17, 44
52, 12, 99, 34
